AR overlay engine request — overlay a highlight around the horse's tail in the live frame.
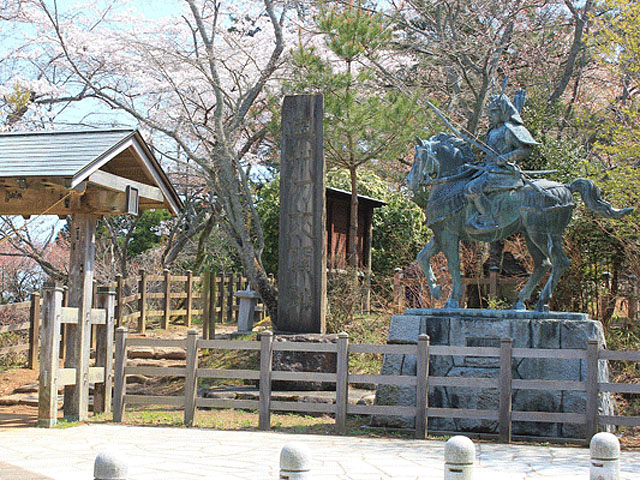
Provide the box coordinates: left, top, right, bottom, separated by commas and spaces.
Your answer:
568, 178, 634, 219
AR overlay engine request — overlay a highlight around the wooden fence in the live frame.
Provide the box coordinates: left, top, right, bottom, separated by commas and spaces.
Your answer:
110, 270, 269, 335
112, 329, 640, 443
0, 293, 41, 369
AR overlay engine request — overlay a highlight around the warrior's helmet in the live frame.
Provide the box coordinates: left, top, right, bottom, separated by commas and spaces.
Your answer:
487, 93, 524, 125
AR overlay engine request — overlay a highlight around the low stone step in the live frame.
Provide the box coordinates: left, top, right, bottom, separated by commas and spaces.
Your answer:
0, 393, 62, 408
128, 347, 186, 360
126, 358, 185, 368
203, 387, 373, 405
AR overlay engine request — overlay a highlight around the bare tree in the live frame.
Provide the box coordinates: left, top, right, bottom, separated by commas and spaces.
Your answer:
12, 0, 288, 324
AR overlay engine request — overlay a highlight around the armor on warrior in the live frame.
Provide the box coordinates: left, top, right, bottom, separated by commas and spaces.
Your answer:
464, 92, 539, 232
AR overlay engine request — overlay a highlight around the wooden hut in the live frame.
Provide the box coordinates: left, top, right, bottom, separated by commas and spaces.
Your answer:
325, 187, 386, 310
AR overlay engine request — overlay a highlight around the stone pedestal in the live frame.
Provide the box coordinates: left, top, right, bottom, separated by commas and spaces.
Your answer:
373, 309, 615, 439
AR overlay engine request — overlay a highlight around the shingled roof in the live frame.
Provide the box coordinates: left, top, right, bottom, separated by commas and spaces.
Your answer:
0, 129, 182, 215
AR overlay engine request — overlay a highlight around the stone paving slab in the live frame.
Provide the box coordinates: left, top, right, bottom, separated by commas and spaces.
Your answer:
0, 424, 637, 479
0, 461, 53, 479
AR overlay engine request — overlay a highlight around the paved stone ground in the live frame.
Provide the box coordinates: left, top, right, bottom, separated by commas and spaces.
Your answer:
0, 424, 638, 479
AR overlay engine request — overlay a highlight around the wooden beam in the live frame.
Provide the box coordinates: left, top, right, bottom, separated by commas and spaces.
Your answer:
88, 169, 164, 202
63, 214, 97, 422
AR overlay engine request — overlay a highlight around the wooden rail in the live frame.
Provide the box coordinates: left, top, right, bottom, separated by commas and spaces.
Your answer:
0, 293, 41, 368
112, 330, 640, 442
111, 270, 272, 334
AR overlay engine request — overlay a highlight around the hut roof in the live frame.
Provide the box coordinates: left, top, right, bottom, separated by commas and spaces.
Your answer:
0, 129, 182, 215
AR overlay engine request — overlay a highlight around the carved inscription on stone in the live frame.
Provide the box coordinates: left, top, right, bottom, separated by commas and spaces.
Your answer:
278, 95, 326, 333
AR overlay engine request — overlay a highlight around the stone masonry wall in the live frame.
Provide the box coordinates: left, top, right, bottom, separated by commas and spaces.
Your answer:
372, 309, 615, 439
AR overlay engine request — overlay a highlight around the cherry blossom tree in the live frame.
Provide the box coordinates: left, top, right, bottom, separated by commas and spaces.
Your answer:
3, 0, 293, 324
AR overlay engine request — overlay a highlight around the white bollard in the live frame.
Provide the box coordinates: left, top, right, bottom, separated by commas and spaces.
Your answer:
94, 449, 128, 480
279, 442, 311, 479
444, 435, 475, 480
590, 432, 620, 480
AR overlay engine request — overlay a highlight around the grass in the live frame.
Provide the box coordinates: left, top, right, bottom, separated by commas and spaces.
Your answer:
91, 406, 415, 438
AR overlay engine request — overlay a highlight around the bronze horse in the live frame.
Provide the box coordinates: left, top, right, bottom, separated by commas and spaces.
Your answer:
408, 133, 633, 311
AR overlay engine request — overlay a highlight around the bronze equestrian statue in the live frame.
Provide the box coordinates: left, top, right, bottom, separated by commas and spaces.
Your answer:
408, 92, 633, 312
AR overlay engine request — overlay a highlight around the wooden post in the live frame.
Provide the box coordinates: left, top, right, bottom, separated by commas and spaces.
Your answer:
586, 339, 600, 442
28, 292, 41, 369
258, 330, 273, 430
393, 269, 404, 311
115, 274, 124, 327
138, 269, 147, 334
38, 284, 63, 427
335, 332, 349, 434
184, 328, 199, 427
232, 274, 240, 323
64, 213, 97, 422
209, 271, 217, 339
163, 269, 171, 329
216, 273, 223, 325
498, 337, 513, 443
226, 273, 234, 324
90, 280, 98, 350
628, 274, 637, 324
94, 287, 116, 414
113, 327, 128, 423
489, 266, 499, 302
60, 286, 68, 361
186, 270, 193, 327
415, 334, 430, 439
363, 209, 374, 312
202, 272, 210, 339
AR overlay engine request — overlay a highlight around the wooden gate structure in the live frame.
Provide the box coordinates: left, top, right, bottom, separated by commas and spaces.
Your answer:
38, 284, 115, 426
0, 129, 182, 424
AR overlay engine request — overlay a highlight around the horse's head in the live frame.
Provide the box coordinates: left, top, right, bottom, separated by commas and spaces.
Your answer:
408, 137, 439, 192
408, 133, 474, 192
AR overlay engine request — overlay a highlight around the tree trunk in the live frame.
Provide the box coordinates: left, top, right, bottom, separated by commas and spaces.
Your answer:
548, 0, 594, 105
348, 167, 359, 270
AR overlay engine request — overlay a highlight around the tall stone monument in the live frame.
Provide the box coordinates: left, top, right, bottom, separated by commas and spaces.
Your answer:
278, 95, 327, 333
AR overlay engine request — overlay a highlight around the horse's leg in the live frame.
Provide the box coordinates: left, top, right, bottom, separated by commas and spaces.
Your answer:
417, 237, 442, 300
535, 234, 570, 312
513, 233, 550, 311
439, 232, 462, 309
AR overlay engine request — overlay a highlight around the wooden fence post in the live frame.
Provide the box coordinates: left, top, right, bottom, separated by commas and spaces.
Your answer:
113, 327, 128, 423
186, 270, 193, 328
258, 330, 273, 430
94, 286, 116, 414
415, 334, 430, 439
163, 269, 171, 330
38, 283, 63, 428
628, 274, 637, 324
115, 274, 123, 327
335, 332, 349, 434
138, 269, 147, 333
216, 273, 223, 325
226, 273, 234, 324
498, 337, 513, 443
184, 328, 199, 427
208, 271, 217, 339
234, 274, 242, 323
202, 272, 210, 339
586, 339, 599, 442
489, 266, 499, 301
393, 269, 403, 311
28, 292, 41, 369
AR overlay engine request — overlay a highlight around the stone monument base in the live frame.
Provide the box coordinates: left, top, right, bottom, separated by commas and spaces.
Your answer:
372, 309, 615, 439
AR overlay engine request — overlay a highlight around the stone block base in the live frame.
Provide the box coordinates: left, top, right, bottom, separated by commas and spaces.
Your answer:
372, 309, 615, 439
